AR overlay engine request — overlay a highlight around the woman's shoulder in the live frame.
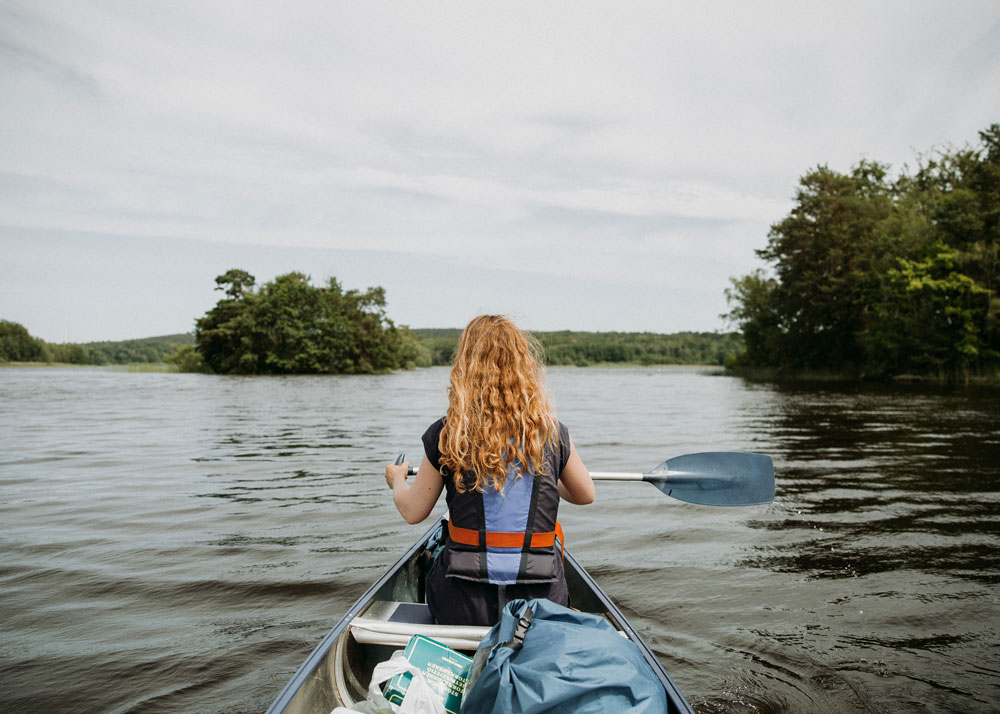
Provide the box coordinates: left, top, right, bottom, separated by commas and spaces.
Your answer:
421, 417, 446, 456
423, 416, 446, 438
554, 420, 571, 467
422, 417, 447, 474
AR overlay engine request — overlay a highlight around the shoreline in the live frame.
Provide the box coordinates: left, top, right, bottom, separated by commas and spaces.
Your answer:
2, 361, 724, 373
11, 362, 992, 384
1, 362, 172, 372
725, 366, 1000, 387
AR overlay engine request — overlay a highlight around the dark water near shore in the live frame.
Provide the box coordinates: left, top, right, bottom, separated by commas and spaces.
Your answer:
1, 366, 998, 713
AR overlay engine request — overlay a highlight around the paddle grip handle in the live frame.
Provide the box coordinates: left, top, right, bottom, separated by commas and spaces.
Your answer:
395, 453, 417, 476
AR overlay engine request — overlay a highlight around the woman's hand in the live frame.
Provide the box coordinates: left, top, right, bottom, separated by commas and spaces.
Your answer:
385, 462, 409, 490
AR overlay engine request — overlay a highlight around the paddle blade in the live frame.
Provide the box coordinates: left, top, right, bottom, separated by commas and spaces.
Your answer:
644, 452, 775, 506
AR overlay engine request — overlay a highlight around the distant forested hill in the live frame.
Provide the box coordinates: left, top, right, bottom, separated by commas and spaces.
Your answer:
412, 328, 463, 365
83, 333, 195, 364
4, 318, 736, 369
0, 320, 193, 364
413, 328, 738, 366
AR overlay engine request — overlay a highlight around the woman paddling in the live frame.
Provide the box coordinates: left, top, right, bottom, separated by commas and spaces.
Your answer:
384, 315, 595, 626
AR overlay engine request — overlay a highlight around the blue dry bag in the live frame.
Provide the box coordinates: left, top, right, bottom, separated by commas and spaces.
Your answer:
460, 598, 668, 713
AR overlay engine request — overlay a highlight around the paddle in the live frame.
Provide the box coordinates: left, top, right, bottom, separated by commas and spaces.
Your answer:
401, 451, 774, 507
591, 452, 774, 506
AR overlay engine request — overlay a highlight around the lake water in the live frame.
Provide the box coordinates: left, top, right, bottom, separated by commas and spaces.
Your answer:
1, 366, 998, 713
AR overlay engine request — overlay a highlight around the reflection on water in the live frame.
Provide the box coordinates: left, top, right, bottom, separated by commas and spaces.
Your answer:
1, 367, 997, 713
749, 384, 1000, 588
702, 382, 1000, 714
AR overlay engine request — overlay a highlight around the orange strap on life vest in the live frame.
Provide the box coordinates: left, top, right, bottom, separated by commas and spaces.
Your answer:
447, 519, 564, 555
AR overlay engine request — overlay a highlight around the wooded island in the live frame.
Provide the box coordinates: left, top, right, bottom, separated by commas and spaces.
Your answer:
725, 124, 999, 382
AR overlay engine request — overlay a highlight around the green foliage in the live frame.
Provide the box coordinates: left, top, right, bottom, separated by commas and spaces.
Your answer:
0, 322, 199, 366
755, 161, 894, 372
0, 320, 46, 362
726, 123, 1000, 382
723, 271, 781, 368
215, 268, 256, 298
194, 270, 429, 374
861, 246, 990, 378
45, 343, 91, 364
413, 329, 463, 365
163, 343, 210, 373
538, 331, 737, 366
84, 334, 194, 364
411, 328, 738, 367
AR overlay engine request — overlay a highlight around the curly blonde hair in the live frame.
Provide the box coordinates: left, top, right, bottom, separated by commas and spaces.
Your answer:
439, 315, 558, 493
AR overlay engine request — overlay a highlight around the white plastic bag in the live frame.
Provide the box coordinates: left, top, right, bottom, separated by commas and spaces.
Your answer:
330, 649, 446, 714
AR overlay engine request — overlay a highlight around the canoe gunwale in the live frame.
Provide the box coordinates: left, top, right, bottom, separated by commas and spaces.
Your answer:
263, 523, 437, 714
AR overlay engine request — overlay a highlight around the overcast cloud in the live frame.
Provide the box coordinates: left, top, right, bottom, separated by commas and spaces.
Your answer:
2, 0, 999, 341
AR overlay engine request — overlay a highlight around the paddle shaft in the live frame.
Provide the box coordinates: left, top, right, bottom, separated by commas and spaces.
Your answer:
589, 472, 644, 481
407, 470, 739, 483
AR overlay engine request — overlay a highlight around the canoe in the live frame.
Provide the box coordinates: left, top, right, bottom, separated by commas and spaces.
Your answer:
265, 519, 695, 714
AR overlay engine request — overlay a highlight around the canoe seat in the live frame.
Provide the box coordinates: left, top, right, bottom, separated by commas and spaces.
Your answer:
349, 601, 490, 651
387, 602, 435, 625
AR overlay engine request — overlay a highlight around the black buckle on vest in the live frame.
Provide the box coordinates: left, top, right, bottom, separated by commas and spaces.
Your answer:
501, 606, 534, 652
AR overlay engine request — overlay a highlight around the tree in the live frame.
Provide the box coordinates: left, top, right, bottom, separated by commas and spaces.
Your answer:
0, 321, 46, 361
755, 161, 893, 372
195, 274, 259, 373
163, 344, 209, 373
252, 272, 331, 372
215, 269, 256, 299
723, 271, 783, 368
915, 124, 1000, 365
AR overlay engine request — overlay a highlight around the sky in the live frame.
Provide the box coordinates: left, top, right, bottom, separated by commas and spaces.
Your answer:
2, 1, 999, 342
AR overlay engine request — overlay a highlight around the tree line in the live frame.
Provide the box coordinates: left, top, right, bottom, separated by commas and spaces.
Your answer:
3, 309, 738, 372
413, 328, 738, 367
0, 320, 192, 365
725, 123, 999, 382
